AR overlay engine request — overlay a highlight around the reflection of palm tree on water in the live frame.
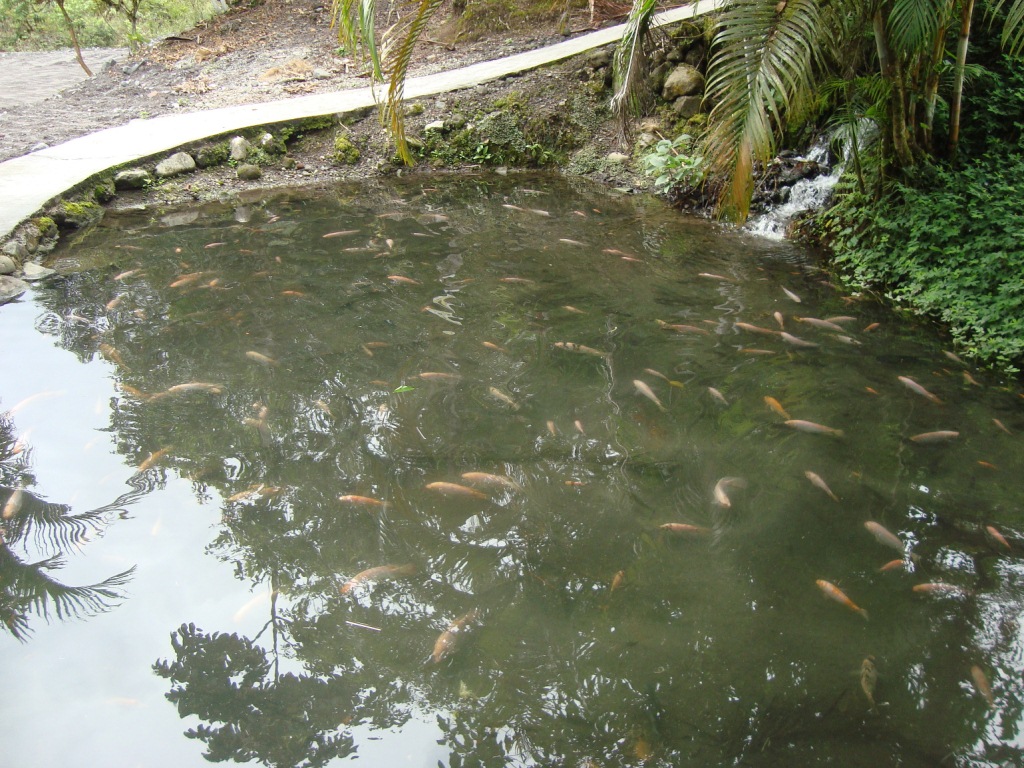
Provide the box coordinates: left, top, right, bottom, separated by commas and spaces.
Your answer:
0, 414, 137, 641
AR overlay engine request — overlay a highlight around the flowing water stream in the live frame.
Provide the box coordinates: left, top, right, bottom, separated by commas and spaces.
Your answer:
1, 174, 1022, 767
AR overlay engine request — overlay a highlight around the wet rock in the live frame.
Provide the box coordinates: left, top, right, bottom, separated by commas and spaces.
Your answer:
155, 152, 196, 178
662, 64, 704, 100
21, 263, 55, 281
236, 163, 262, 180
229, 136, 250, 162
195, 144, 229, 168
0, 255, 17, 275
2, 240, 28, 261
0, 276, 29, 306
114, 168, 151, 189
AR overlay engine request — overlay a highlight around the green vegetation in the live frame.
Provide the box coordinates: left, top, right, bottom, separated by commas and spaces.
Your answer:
332, 134, 361, 165
0, 0, 216, 51
640, 134, 705, 195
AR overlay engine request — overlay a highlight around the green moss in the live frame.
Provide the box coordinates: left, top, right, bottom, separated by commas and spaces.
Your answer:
32, 216, 57, 237
332, 134, 362, 165
93, 177, 116, 203
196, 142, 230, 168
57, 200, 103, 230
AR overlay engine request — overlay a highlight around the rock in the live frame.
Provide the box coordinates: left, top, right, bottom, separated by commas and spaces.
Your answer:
236, 164, 263, 180
195, 144, 229, 168
585, 48, 612, 69
0, 255, 17, 275
258, 132, 284, 154
229, 136, 250, 162
638, 132, 659, 149
282, 156, 297, 169
2, 241, 28, 261
606, 152, 630, 164
29, 142, 49, 152
673, 95, 703, 118
446, 114, 468, 131
155, 152, 196, 178
684, 43, 706, 67
0, 276, 29, 306
662, 64, 704, 100
114, 168, 151, 190
424, 120, 446, 133
21, 263, 55, 282
639, 118, 662, 133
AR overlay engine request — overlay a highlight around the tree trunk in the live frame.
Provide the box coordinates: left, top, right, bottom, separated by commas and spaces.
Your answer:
948, 0, 976, 160
55, 0, 92, 77
873, 10, 913, 169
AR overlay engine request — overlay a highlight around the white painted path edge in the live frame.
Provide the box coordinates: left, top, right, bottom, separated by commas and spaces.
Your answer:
0, 0, 723, 241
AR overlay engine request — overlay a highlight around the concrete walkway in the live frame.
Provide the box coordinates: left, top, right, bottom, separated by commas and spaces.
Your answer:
0, 1, 723, 242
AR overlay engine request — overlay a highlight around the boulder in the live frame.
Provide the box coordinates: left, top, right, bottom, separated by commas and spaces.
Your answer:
155, 152, 196, 178
21, 263, 56, 281
606, 152, 629, 164
0, 276, 29, 306
672, 95, 703, 119
0, 255, 17, 275
236, 164, 263, 180
229, 136, 250, 162
662, 64, 704, 100
585, 48, 612, 69
114, 168, 151, 190
2, 241, 28, 261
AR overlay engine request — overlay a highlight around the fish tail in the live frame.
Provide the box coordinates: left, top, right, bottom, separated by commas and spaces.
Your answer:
834, 429, 846, 438
859, 608, 869, 621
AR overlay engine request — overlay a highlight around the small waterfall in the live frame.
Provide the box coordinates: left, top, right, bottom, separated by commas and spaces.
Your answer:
746, 134, 843, 240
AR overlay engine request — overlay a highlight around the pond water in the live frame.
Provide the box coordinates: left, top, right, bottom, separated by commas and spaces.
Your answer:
1, 174, 1022, 767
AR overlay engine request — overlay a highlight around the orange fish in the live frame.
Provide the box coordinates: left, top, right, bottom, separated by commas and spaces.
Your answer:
816, 580, 869, 620
780, 332, 818, 348
340, 564, 416, 595
864, 521, 906, 553
388, 275, 421, 285
610, 570, 626, 592
338, 494, 387, 507
137, 447, 170, 473
878, 558, 907, 572
707, 387, 728, 405
416, 372, 460, 381
734, 322, 778, 335
553, 341, 608, 357
785, 420, 844, 437
482, 341, 509, 353
993, 419, 1012, 435
985, 525, 1011, 551
656, 319, 708, 335
713, 477, 746, 507
322, 229, 359, 238
425, 482, 487, 499
460, 472, 522, 492
971, 665, 996, 709
805, 470, 838, 501
430, 609, 479, 664
797, 316, 846, 332
633, 379, 666, 412
245, 350, 278, 366
2, 489, 25, 520
898, 376, 942, 404
781, 287, 802, 303
909, 430, 959, 443
659, 523, 712, 535
764, 396, 790, 419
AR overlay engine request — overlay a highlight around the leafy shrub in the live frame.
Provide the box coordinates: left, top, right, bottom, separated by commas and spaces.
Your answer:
816, 154, 1024, 373
640, 134, 706, 195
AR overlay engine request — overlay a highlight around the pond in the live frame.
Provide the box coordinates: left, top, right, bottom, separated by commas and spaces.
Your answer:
1, 174, 1021, 767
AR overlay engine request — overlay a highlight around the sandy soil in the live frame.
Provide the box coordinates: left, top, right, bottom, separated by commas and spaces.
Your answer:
0, 1, 613, 165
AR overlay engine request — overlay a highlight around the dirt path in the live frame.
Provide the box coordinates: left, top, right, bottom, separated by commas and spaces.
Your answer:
0, 48, 128, 109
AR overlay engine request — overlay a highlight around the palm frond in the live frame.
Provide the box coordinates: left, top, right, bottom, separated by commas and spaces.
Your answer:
0, 545, 136, 639
610, 0, 659, 134
1003, 0, 1024, 53
383, 0, 445, 165
887, 0, 949, 54
332, 0, 383, 79
705, 0, 823, 221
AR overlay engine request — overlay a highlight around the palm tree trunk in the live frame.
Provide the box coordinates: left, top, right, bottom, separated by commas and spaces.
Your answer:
873, 9, 913, 168
948, 0, 976, 159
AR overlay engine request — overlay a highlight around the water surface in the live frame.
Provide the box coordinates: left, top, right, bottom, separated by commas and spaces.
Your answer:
1, 174, 1022, 767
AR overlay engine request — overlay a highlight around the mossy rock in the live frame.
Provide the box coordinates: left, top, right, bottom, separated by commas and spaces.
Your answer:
32, 216, 57, 238
93, 177, 116, 203
332, 134, 361, 165
196, 142, 231, 168
54, 200, 103, 230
